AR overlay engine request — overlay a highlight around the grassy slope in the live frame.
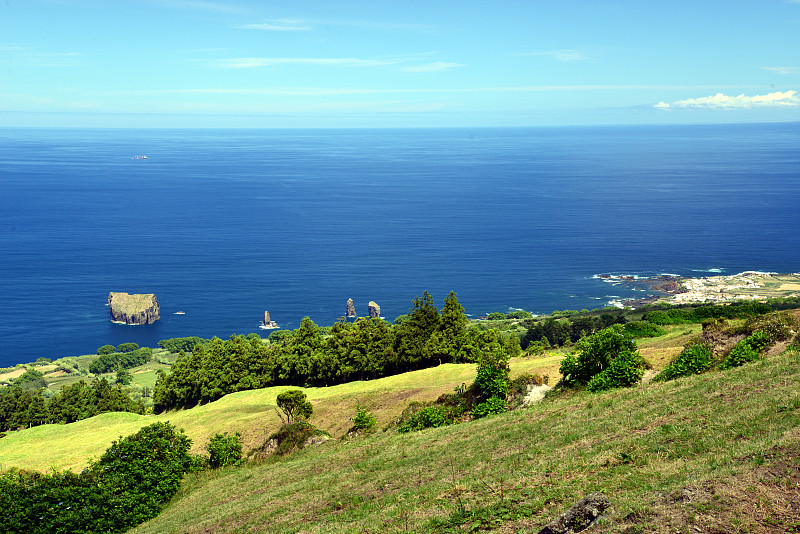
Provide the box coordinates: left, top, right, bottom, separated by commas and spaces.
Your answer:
3, 326, 798, 532
0, 356, 561, 473
130, 348, 800, 534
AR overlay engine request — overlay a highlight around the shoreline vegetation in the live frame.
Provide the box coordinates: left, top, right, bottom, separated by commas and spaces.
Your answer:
1, 271, 799, 532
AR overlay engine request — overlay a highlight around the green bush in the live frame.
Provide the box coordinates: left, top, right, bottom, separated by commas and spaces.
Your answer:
471, 396, 506, 418
745, 330, 772, 353
654, 344, 713, 381
559, 325, 637, 387
720, 340, 760, 370
0, 422, 192, 534
586, 350, 645, 392
207, 432, 243, 468
97, 344, 117, 355
623, 321, 666, 338
472, 345, 510, 402
398, 405, 449, 433
350, 404, 377, 431
487, 312, 507, 320
13, 368, 46, 389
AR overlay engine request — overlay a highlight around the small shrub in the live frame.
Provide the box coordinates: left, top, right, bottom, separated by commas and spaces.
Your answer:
268, 421, 328, 456
471, 396, 506, 418
560, 325, 636, 387
207, 432, 243, 468
350, 404, 377, 431
97, 344, 117, 355
720, 340, 760, 370
655, 344, 713, 381
586, 350, 645, 392
745, 330, 772, 353
398, 405, 449, 433
623, 321, 666, 338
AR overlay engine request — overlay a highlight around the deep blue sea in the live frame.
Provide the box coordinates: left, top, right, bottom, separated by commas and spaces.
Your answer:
1, 123, 799, 366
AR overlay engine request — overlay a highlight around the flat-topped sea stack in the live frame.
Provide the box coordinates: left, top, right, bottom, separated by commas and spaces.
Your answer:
346, 298, 357, 318
108, 292, 160, 325
368, 301, 380, 318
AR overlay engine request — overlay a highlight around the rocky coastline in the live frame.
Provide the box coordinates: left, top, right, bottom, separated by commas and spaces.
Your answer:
596, 271, 800, 308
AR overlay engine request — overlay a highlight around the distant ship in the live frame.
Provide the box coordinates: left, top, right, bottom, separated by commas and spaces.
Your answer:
132, 155, 148, 159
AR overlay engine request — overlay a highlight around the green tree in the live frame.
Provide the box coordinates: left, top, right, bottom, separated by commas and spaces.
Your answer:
394, 291, 440, 369
424, 291, 468, 363
276, 389, 313, 424
115, 368, 133, 385
97, 344, 117, 355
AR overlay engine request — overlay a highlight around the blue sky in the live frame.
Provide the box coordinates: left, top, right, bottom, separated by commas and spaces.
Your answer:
1, 0, 799, 128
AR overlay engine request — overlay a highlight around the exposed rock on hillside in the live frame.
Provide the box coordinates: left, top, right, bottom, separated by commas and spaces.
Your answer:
538, 492, 611, 534
368, 301, 380, 318
346, 298, 357, 318
108, 292, 160, 325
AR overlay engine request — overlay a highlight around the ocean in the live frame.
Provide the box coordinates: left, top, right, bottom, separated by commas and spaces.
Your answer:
1, 123, 799, 366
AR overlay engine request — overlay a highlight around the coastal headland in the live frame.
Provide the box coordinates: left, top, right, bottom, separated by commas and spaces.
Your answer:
598, 271, 800, 308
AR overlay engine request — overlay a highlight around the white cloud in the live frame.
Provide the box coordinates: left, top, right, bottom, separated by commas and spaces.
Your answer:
216, 57, 399, 68
237, 20, 311, 31
654, 90, 800, 110
522, 50, 589, 61
763, 66, 798, 75
401, 62, 466, 73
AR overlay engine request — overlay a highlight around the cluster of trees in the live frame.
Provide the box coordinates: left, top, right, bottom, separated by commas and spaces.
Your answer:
520, 313, 626, 348
157, 336, 209, 354
0, 379, 144, 432
0, 422, 194, 533
153, 291, 520, 413
88, 347, 153, 375
486, 310, 534, 320
643, 302, 771, 324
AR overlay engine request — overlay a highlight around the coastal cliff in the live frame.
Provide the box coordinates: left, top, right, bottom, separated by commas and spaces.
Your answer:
108, 292, 160, 325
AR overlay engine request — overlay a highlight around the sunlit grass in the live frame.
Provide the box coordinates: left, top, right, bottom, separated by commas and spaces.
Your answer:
130, 348, 800, 533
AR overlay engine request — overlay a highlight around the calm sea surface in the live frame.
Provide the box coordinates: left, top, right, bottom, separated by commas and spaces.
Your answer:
1, 123, 799, 366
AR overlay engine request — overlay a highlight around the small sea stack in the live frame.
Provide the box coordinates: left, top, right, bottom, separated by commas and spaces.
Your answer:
346, 298, 357, 318
108, 292, 160, 325
368, 301, 381, 318
262, 310, 278, 329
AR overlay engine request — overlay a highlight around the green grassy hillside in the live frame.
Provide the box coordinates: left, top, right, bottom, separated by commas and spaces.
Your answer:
129, 347, 800, 533
0, 355, 561, 473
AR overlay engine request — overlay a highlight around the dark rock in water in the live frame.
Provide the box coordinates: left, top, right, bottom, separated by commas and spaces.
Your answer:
346, 298, 357, 318
108, 292, 160, 325
368, 301, 380, 318
537, 492, 610, 534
